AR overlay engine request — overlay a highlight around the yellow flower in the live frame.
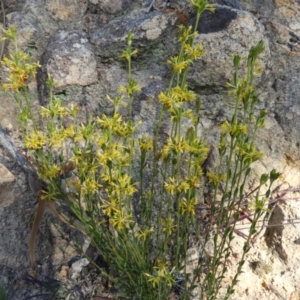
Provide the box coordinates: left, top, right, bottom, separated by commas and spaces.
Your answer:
164, 177, 177, 195
40, 98, 69, 118
144, 272, 161, 288
138, 135, 153, 152
3, 26, 17, 42
221, 120, 248, 137
167, 56, 191, 73
48, 128, 65, 147
186, 137, 209, 156
154, 258, 169, 271
179, 197, 198, 215
40, 184, 60, 201
248, 196, 268, 213
254, 61, 263, 75
184, 43, 206, 60
162, 217, 176, 235
188, 175, 201, 188
145, 259, 174, 288
101, 198, 120, 217
179, 180, 190, 193
81, 177, 102, 195
2, 78, 22, 91
159, 86, 196, 112
97, 113, 122, 130
79, 122, 96, 141
134, 227, 154, 241
158, 91, 176, 110
173, 85, 196, 102
120, 48, 138, 61
178, 25, 195, 43
2, 51, 40, 91
73, 130, 84, 143
40, 106, 51, 118
96, 145, 122, 166
207, 171, 226, 187
62, 125, 76, 139
205, 4, 216, 13
101, 168, 119, 183
164, 177, 191, 195
39, 164, 61, 180
190, 0, 215, 13
68, 103, 80, 117
110, 207, 133, 230
24, 130, 47, 149
119, 85, 127, 94
236, 142, 264, 163
110, 174, 137, 197
72, 148, 94, 172
126, 78, 141, 97
165, 136, 188, 155
50, 97, 69, 118
145, 270, 173, 288
114, 120, 137, 137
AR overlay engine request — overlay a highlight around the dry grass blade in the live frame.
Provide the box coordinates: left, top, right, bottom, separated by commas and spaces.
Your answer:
28, 196, 46, 271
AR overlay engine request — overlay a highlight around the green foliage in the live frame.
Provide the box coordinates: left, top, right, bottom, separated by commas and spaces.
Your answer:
2, 0, 281, 299
0, 284, 8, 300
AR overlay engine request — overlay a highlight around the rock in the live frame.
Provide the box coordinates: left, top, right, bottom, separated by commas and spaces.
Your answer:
46, 0, 88, 21
71, 257, 89, 273
88, 0, 132, 14
221, 197, 300, 300
189, 6, 270, 87
0, 119, 13, 131
0, 163, 15, 207
6, 11, 46, 59
85, 64, 128, 114
6, 0, 89, 60
90, 10, 177, 61
37, 30, 98, 104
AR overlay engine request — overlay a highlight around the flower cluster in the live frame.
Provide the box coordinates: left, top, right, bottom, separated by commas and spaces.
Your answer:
159, 84, 195, 110
1, 27, 40, 92
1, 2, 280, 298
24, 130, 47, 149
145, 260, 175, 288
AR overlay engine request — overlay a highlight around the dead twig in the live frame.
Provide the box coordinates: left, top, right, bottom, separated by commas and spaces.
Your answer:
269, 284, 287, 300
0, 125, 85, 270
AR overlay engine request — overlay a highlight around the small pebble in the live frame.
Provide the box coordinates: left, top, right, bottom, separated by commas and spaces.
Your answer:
71, 257, 89, 273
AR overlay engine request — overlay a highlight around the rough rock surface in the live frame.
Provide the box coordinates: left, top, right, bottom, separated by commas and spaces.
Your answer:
37, 30, 97, 104
90, 10, 178, 62
189, 6, 270, 87
1, 0, 300, 299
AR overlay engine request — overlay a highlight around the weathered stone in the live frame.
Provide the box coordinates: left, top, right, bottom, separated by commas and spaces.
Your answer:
0, 91, 19, 132
84, 12, 109, 31
37, 30, 97, 104
197, 7, 238, 33
274, 0, 294, 8
85, 65, 128, 115
90, 10, 177, 61
0, 163, 15, 207
6, 0, 89, 61
189, 6, 269, 87
211, 0, 244, 11
88, 0, 131, 14
272, 74, 300, 160
6, 11, 45, 57
46, 0, 88, 21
